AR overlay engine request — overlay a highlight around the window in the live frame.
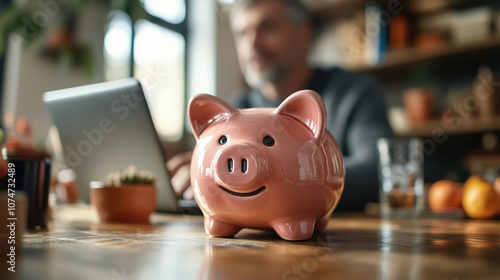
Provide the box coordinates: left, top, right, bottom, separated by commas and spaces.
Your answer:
104, 0, 187, 140
104, 11, 132, 81
140, 0, 186, 24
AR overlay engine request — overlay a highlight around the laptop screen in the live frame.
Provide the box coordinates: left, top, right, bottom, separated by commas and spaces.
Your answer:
43, 78, 180, 213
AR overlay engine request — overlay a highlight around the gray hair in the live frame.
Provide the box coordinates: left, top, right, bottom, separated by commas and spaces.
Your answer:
227, 0, 312, 25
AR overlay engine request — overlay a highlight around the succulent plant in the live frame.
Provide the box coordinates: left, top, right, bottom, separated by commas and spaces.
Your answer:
106, 165, 156, 186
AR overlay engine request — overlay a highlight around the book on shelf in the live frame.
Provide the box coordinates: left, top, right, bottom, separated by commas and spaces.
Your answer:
310, 5, 390, 69
364, 3, 387, 66
451, 6, 493, 44
390, 15, 410, 50
310, 11, 367, 68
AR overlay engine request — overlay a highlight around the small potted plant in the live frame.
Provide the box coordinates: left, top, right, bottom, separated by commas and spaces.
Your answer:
90, 165, 156, 224
0, 129, 8, 178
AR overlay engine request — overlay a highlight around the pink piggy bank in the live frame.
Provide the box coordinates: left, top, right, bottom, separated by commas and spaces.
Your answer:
188, 90, 345, 241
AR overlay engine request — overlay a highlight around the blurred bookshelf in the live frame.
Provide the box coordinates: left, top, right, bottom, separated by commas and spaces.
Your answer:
308, 0, 500, 179
394, 115, 500, 137
349, 37, 500, 76
308, 0, 500, 137
307, 0, 492, 20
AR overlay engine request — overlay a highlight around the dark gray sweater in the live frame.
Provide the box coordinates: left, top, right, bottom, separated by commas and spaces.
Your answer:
231, 67, 394, 211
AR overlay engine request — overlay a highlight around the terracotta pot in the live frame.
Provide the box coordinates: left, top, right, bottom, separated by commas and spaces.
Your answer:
403, 88, 436, 124
90, 182, 156, 224
474, 69, 500, 118
47, 23, 75, 50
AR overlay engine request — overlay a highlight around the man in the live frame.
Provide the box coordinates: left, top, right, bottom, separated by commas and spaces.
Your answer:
169, 0, 393, 211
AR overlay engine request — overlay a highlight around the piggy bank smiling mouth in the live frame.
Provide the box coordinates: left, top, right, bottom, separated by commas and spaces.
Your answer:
219, 185, 267, 197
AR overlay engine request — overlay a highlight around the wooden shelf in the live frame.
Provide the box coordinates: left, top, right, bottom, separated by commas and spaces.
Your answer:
463, 153, 500, 172
307, 0, 472, 20
306, 0, 369, 20
395, 115, 500, 137
307, 0, 478, 20
347, 37, 500, 75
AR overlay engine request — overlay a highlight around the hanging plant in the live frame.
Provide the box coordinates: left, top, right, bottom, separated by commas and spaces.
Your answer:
0, 0, 148, 76
0, 6, 39, 55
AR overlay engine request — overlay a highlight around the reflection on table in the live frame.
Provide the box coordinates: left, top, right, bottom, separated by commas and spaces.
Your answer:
13, 205, 500, 280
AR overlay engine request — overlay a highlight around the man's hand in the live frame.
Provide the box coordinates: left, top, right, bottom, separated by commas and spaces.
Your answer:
167, 151, 194, 199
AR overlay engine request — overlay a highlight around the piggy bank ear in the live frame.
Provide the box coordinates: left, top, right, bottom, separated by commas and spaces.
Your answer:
275, 90, 326, 140
188, 94, 236, 139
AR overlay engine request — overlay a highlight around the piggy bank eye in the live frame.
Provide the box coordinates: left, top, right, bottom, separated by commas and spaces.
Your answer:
219, 135, 228, 145
262, 136, 275, 147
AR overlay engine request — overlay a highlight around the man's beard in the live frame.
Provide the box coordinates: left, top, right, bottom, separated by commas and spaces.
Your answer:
243, 64, 287, 89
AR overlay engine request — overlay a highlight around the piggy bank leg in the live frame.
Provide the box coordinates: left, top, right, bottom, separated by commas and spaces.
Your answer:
314, 217, 330, 231
204, 216, 241, 237
272, 218, 315, 241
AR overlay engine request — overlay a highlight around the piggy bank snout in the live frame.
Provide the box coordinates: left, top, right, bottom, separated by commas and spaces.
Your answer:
214, 144, 264, 189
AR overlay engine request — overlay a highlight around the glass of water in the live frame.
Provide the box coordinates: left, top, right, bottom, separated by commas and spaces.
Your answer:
377, 138, 424, 216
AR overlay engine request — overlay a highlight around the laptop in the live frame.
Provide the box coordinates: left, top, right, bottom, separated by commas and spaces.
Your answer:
43, 78, 200, 214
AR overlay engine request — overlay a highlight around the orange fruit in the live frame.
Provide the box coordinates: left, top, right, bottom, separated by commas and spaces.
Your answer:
494, 177, 500, 196
463, 175, 483, 193
428, 180, 462, 212
462, 176, 500, 219
494, 177, 500, 214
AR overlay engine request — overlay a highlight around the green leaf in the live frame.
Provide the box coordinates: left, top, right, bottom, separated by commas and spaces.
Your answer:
110, 0, 130, 11
0, 6, 44, 55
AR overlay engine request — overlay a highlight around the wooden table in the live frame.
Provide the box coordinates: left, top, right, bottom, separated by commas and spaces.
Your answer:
12, 205, 500, 280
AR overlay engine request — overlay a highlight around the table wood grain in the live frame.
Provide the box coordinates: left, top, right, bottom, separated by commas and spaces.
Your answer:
10, 205, 500, 280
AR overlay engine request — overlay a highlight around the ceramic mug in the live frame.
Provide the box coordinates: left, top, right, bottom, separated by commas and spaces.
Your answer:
0, 156, 51, 228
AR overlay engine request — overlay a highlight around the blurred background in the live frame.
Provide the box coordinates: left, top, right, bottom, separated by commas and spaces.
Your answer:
1, 0, 500, 184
